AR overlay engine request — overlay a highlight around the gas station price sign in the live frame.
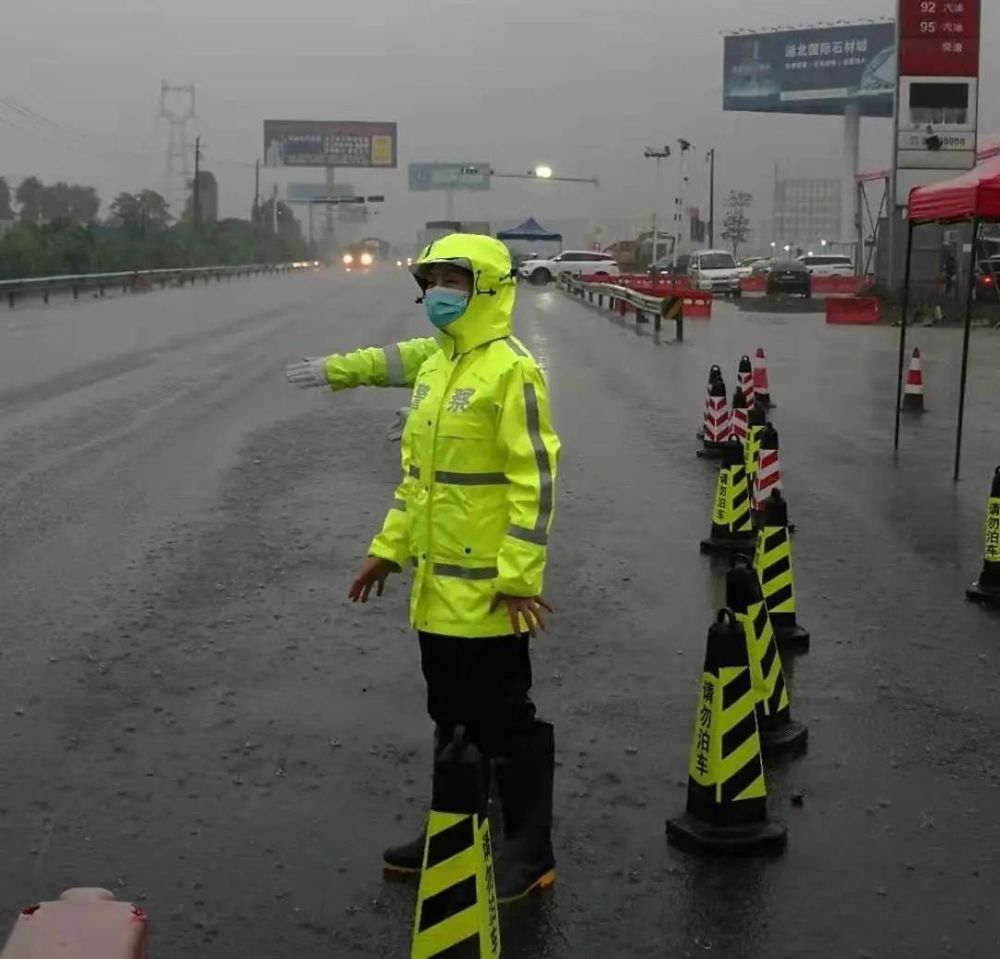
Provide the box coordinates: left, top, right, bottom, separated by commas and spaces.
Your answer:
899, 0, 980, 76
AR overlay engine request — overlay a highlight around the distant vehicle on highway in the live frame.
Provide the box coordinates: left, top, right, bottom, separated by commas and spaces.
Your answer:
519, 250, 619, 285
688, 249, 742, 297
341, 237, 391, 271
765, 258, 812, 298
798, 253, 854, 277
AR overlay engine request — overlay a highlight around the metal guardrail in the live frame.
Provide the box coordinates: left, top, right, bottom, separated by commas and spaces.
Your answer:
561, 275, 684, 342
0, 262, 313, 309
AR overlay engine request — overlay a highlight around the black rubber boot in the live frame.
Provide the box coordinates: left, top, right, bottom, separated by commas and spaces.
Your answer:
382, 831, 426, 876
383, 727, 491, 877
494, 720, 557, 904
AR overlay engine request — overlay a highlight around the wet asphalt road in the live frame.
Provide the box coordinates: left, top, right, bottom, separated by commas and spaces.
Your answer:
0, 269, 998, 959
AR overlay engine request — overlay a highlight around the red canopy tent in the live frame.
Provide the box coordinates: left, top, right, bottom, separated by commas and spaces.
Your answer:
895, 155, 1000, 480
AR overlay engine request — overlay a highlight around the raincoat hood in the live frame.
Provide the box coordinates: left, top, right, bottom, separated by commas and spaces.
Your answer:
411, 234, 516, 357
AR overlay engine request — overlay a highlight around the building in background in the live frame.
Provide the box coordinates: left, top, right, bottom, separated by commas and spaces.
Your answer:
772, 177, 841, 251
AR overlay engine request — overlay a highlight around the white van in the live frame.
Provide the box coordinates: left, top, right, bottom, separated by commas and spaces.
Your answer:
798, 253, 854, 277
688, 249, 742, 297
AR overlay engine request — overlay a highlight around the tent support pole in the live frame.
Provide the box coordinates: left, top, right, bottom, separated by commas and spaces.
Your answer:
954, 217, 981, 483
893, 219, 915, 452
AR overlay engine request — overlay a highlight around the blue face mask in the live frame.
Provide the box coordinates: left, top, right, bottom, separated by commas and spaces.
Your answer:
424, 288, 469, 329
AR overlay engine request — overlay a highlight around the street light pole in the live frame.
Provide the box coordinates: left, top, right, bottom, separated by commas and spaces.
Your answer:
644, 146, 671, 269
707, 148, 716, 248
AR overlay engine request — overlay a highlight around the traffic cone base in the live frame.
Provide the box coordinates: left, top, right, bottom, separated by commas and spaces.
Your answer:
666, 813, 787, 857
772, 619, 811, 652
696, 446, 725, 460
760, 715, 809, 757
666, 610, 787, 857
966, 582, 1000, 605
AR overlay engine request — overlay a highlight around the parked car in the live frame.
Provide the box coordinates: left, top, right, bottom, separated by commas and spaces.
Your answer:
765, 259, 812, 298
518, 251, 619, 284
798, 253, 854, 277
688, 249, 742, 297
737, 256, 768, 278
646, 253, 690, 278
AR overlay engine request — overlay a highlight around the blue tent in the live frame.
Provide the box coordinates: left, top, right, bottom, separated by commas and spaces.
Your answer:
496, 217, 562, 243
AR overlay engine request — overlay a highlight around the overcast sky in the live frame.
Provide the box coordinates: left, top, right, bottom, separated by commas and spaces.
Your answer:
3, 0, 998, 246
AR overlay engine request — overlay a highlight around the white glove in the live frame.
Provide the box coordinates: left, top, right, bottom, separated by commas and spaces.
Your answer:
387, 407, 409, 442
286, 357, 328, 389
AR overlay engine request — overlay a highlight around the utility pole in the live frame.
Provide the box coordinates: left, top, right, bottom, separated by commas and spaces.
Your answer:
192, 136, 202, 225
644, 146, 671, 270
272, 184, 279, 236
253, 159, 260, 224
707, 148, 716, 248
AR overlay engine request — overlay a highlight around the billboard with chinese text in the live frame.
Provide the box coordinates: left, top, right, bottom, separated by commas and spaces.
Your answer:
723, 24, 896, 117
263, 120, 397, 168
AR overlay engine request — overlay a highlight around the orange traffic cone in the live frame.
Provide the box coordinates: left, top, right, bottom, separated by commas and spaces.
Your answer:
901, 348, 927, 414
753, 348, 775, 409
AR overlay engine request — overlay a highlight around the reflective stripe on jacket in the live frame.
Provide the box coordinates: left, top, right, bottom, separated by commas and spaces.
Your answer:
368, 234, 561, 638
323, 337, 439, 390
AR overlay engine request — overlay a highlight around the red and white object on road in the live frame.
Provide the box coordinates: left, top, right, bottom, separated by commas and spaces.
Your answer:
902, 347, 927, 413
754, 423, 783, 520
1, 889, 148, 959
697, 375, 731, 458
753, 348, 775, 409
737, 354, 755, 408
697, 365, 723, 440
731, 386, 749, 445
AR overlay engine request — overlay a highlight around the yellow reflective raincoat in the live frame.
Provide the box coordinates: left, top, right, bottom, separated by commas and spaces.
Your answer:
322, 337, 439, 391
369, 234, 561, 638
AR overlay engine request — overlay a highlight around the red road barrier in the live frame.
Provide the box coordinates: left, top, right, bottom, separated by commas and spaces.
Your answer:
812, 276, 864, 296
681, 291, 713, 318
826, 297, 881, 325
741, 275, 767, 293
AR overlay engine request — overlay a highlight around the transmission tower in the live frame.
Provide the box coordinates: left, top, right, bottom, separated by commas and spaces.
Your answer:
159, 81, 196, 215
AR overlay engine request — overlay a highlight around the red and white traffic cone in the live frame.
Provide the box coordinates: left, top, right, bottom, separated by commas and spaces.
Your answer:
754, 423, 782, 525
737, 354, 755, 409
753, 348, 775, 409
901, 347, 927, 414
697, 365, 723, 441
697, 376, 730, 458
731, 386, 749, 446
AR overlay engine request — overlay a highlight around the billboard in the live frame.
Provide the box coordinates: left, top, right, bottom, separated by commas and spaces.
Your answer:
287, 182, 355, 202
723, 24, 896, 117
408, 162, 492, 192
263, 120, 397, 168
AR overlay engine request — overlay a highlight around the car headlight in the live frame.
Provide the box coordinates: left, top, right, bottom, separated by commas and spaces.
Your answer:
342, 253, 354, 266
360, 252, 374, 267
396, 259, 403, 267
406, 257, 413, 266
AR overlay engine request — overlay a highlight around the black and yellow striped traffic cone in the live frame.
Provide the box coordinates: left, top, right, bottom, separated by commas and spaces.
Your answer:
755, 490, 810, 653
727, 557, 808, 759
966, 466, 1000, 606
700, 437, 756, 555
412, 729, 501, 959
666, 609, 787, 855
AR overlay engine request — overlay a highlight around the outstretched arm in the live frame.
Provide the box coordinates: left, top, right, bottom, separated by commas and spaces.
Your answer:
286, 338, 439, 391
